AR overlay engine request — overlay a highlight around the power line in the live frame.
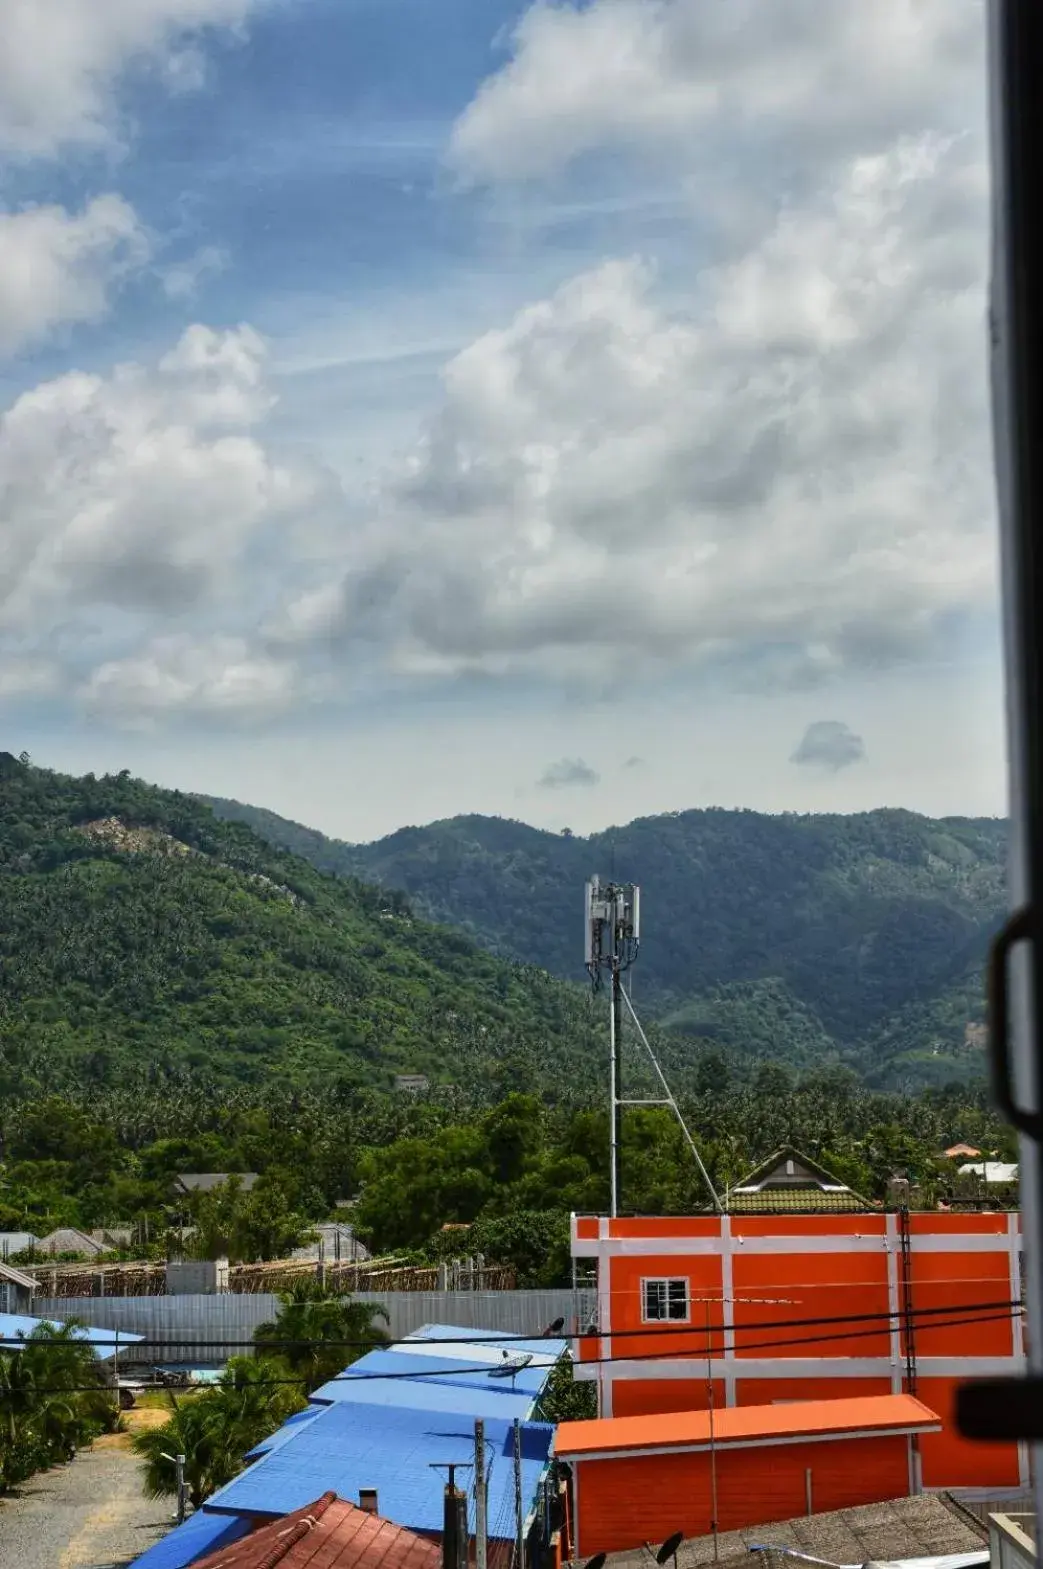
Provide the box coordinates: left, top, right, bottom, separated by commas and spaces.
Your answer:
1, 1293, 1022, 1354
5, 1302, 1023, 1394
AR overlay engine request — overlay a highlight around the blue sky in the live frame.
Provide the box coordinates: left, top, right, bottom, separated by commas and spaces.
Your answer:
0, 0, 1005, 840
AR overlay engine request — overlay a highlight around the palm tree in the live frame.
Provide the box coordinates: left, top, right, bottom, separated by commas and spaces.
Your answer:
254, 1282, 389, 1392
0, 1323, 114, 1489
132, 1357, 299, 1509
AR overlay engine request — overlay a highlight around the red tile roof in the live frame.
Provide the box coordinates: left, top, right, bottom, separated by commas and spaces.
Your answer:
553, 1394, 940, 1460
192, 1493, 442, 1569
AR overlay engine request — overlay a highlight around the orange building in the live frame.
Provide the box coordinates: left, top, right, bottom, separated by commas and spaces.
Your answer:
570, 1207, 1025, 1489
555, 1394, 942, 1555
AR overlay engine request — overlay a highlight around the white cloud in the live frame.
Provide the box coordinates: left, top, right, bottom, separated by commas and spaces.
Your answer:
281, 129, 992, 687
0, 0, 253, 160
159, 244, 229, 301
450, 0, 981, 186
81, 634, 297, 721
0, 196, 150, 357
0, 323, 326, 715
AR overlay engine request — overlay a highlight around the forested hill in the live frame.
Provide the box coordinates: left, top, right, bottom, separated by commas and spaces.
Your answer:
0, 757, 600, 1098
204, 798, 1008, 1090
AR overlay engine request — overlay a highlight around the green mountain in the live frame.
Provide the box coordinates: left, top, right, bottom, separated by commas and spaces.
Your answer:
0, 757, 600, 1098
204, 798, 1008, 1089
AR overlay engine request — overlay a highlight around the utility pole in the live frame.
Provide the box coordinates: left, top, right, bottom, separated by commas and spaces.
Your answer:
475, 1420, 488, 1569
513, 1418, 525, 1569
585, 878, 640, 1215
431, 1463, 471, 1569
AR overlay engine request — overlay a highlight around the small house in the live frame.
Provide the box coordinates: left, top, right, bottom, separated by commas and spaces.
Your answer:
943, 1142, 983, 1160
555, 1394, 942, 1555
394, 1074, 429, 1093
173, 1172, 259, 1196
725, 1146, 874, 1213
0, 1260, 38, 1314
0, 1231, 38, 1260
35, 1226, 107, 1258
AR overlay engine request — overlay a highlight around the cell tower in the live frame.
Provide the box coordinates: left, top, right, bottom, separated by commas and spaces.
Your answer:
585, 876, 721, 1217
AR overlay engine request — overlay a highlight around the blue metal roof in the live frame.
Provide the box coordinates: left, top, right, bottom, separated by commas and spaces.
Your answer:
128, 1507, 250, 1568
407, 1324, 569, 1361
314, 1347, 550, 1401
308, 1368, 534, 1422
0, 1311, 143, 1362
245, 1403, 325, 1459
207, 1402, 554, 1537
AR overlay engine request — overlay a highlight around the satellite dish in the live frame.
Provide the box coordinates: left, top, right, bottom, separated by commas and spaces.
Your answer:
656, 1532, 684, 1567
585, 1555, 607, 1569
490, 1352, 534, 1378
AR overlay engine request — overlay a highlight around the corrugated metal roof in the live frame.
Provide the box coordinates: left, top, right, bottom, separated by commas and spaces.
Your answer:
207, 1402, 554, 1536
128, 1507, 251, 1568
0, 1310, 143, 1361
307, 1368, 534, 1422
0, 1260, 37, 1290
246, 1404, 326, 1459
406, 1324, 567, 1361
316, 1347, 549, 1400
190, 1492, 443, 1569
554, 1395, 941, 1459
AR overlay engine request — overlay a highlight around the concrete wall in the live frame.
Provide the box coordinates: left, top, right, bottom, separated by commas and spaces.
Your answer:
32, 1288, 597, 1366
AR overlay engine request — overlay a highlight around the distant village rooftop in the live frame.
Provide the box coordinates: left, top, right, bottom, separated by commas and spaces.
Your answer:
173, 1172, 259, 1195
723, 1146, 876, 1214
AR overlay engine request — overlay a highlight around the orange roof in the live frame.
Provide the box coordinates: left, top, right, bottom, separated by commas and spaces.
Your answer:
192, 1493, 442, 1569
554, 1394, 940, 1460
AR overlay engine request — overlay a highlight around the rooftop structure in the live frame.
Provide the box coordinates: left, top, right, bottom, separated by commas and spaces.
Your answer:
35, 1225, 106, 1257
206, 1401, 554, 1537
0, 1309, 143, 1361
555, 1393, 940, 1461
585, 1493, 988, 1569
944, 1144, 984, 1160
187, 1492, 441, 1569
0, 1259, 38, 1313
0, 1230, 38, 1258
134, 1322, 566, 1568
173, 1172, 259, 1195
128, 1509, 252, 1569
724, 1147, 875, 1214
556, 1394, 943, 1555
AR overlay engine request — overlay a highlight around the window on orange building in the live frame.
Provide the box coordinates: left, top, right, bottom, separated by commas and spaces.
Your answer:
642, 1278, 690, 1323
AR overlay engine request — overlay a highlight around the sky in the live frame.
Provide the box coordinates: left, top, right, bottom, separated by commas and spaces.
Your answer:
0, 0, 1006, 842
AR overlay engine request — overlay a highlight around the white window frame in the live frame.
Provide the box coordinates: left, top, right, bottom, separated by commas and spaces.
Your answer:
640, 1276, 690, 1324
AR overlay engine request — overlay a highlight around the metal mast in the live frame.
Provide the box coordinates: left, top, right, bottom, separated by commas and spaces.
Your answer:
585, 877, 721, 1216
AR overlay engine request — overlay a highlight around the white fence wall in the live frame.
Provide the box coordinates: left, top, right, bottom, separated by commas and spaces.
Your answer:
32, 1288, 596, 1366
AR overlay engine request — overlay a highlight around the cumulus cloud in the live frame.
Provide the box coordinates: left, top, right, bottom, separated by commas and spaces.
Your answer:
280, 126, 992, 686
0, 196, 150, 357
0, 0, 253, 160
81, 634, 297, 722
0, 321, 331, 718
450, 0, 981, 187
537, 756, 600, 789
791, 720, 866, 772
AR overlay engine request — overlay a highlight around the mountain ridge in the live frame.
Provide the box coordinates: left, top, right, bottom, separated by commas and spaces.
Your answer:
204, 796, 1007, 1089
0, 760, 602, 1100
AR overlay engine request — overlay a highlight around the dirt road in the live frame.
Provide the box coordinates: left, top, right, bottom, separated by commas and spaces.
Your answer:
0, 1436, 172, 1569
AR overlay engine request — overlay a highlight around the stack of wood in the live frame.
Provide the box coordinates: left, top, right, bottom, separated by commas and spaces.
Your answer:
23, 1256, 516, 1298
